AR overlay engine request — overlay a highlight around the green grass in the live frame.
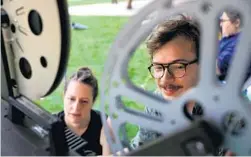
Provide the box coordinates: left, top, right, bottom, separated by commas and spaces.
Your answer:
37, 15, 156, 139
38, 16, 128, 112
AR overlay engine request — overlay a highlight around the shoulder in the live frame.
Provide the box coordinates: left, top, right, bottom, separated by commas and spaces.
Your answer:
91, 109, 108, 120
89, 110, 107, 130
53, 111, 65, 120
221, 34, 240, 48
91, 109, 101, 116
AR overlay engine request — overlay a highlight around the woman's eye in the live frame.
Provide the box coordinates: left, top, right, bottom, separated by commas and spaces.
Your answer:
80, 100, 88, 104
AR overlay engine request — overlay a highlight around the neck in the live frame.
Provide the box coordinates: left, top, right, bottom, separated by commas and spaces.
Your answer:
64, 116, 90, 136
223, 30, 240, 38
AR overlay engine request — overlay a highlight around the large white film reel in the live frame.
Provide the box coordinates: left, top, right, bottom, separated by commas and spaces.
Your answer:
1, 0, 70, 100
100, 0, 251, 155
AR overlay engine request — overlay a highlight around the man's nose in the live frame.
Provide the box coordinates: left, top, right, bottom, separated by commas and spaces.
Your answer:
162, 68, 174, 80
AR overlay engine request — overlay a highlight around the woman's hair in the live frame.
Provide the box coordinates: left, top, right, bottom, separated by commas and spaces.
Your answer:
64, 67, 98, 102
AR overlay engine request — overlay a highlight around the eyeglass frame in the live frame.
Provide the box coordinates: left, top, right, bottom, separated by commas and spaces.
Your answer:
219, 18, 231, 23
148, 58, 198, 79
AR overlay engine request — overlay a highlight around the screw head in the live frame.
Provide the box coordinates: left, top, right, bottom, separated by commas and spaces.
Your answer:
223, 111, 246, 136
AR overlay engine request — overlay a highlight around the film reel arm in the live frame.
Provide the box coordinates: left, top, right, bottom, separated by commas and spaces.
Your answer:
100, 0, 251, 155
128, 120, 223, 156
128, 106, 225, 156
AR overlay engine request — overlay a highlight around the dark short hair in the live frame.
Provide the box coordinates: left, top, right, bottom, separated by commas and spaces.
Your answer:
146, 19, 200, 60
64, 67, 98, 102
224, 9, 241, 25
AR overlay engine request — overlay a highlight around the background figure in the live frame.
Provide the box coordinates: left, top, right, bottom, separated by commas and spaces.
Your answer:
217, 9, 251, 90
111, 0, 133, 9
127, 0, 133, 9
217, 9, 241, 81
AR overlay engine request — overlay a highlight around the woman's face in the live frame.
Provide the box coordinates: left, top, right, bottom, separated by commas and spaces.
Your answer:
64, 80, 93, 127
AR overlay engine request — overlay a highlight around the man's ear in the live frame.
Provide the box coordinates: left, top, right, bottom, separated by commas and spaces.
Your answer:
235, 19, 241, 28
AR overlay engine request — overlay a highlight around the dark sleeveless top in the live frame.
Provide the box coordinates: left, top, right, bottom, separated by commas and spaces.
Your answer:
55, 109, 104, 156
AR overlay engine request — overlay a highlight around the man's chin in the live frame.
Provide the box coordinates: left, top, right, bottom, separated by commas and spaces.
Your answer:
161, 90, 182, 100
163, 94, 176, 100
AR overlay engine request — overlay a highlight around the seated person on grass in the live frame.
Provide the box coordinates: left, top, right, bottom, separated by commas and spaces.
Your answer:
55, 67, 112, 156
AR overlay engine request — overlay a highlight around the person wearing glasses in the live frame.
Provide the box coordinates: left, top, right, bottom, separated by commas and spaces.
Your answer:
130, 18, 235, 156
217, 9, 241, 80
130, 17, 200, 148
217, 9, 251, 99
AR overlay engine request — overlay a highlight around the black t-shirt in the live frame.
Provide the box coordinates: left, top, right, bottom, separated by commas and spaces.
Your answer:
55, 109, 104, 156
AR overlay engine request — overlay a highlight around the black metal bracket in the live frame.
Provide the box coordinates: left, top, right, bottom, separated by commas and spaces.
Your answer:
127, 120, 223, 156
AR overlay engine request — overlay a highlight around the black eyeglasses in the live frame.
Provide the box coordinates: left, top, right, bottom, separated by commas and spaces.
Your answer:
148, 59, 198, 79
219, 18, 230, 23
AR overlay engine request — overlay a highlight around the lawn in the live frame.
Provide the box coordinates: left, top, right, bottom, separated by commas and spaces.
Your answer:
37, 15, 156, 140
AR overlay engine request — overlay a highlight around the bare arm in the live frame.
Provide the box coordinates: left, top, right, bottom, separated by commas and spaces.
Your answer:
100, 117, 114, 156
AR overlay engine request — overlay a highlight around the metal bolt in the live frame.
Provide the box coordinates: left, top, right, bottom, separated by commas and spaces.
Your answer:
213, 95, 220, 102
201, 1, 212, 14
195, 141, 205, 152
185, 140, 207, 155
223, 111, 246, 136
170, 119, 176, 125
